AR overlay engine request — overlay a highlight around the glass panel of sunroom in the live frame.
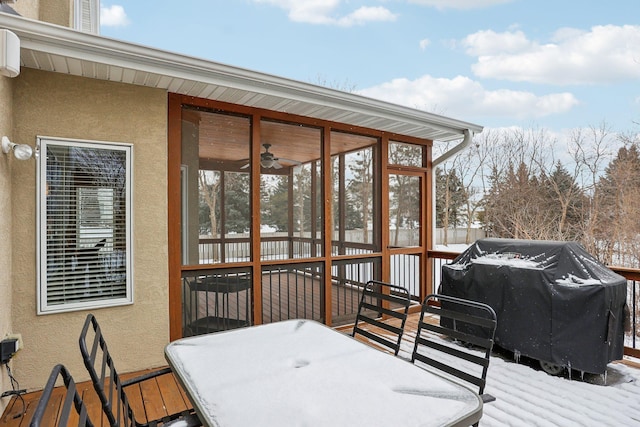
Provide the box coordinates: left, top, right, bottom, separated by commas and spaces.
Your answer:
388, 140, 426, 167
181, 108, 251, 265
330, 132, 379, 256
388, 174, 422, 248
259, 120, 322, 260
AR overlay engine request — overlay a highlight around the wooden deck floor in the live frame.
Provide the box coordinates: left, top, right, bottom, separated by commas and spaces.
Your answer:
0, 367, 195, 427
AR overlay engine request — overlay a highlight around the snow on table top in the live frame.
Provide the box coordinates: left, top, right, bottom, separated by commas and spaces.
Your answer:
166, 319, 481, 427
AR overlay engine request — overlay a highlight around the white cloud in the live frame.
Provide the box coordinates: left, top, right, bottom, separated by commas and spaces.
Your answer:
461, 29, 532, 56
462, 25, 640, 85
253, 0, 397, 26
419, 38, 430, 50
407, 0, 513, 10
337, 6, 397, 26
357, 74, 579, 120
100, 5, 129, 27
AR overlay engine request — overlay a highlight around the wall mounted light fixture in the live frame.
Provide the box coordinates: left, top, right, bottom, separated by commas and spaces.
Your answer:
2, 136, 34, 160
0, 28, 20, 78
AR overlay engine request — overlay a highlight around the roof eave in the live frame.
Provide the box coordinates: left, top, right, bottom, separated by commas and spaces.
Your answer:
0, 12, 483, 142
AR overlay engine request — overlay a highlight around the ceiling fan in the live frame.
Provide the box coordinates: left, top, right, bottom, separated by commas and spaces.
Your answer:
241, 144, 302, 169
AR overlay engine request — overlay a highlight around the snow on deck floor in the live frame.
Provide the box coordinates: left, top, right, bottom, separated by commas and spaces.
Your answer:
480, 356, 640, 426
397, 338, 640, 426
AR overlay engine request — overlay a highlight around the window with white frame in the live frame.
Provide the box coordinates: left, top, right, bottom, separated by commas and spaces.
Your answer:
74, 0, 100, 34
37, 137, 133, 314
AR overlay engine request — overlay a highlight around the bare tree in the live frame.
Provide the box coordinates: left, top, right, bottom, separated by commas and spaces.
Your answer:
312, 74, 358, 92
450, 132, 492, 243
199, 170, 220, 260
567, 123, 616, 259
479, 127, 562, 240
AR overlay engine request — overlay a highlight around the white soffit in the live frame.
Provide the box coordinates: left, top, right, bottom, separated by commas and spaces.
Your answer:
0, 13, 483, 142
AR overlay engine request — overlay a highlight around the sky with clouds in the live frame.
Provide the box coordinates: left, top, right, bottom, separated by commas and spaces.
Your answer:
99, 0, 640, 138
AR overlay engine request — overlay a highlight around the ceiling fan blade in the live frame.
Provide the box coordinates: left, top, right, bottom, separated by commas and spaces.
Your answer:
275, 157, 302, 166
234, 145, 302, 169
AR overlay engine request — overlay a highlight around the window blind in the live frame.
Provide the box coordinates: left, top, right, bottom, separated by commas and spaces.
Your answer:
38, 138, 132, 313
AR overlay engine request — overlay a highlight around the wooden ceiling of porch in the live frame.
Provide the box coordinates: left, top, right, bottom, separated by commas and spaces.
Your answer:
185, 109, 378, 167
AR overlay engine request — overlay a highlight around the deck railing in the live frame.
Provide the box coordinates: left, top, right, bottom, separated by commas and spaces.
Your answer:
198, 231, 386, 264
188, 238, 640, 357
181, 257, 383, 335
427, 250, 640, 358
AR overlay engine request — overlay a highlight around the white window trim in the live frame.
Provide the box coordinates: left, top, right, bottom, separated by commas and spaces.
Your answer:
36, 136, 134, 314
74, 0, 100, 34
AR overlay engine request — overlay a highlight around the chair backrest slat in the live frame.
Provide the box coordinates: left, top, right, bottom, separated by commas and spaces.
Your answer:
79, 314, 201, 427
352, 280, 412, 356
359, 301, 405, 321
79, 314, 136, 427
30, 364, 95, 427
421, 322, 493, 350
411, 293, 497, 396
416, 334, 490, 368
424, 305, 496, 329
413, 351, 486, 389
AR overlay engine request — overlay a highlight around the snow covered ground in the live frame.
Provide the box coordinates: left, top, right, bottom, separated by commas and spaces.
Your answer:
396, 334, 640, 426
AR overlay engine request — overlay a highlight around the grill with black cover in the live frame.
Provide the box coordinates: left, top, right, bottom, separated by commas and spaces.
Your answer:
439, 238, 627, 375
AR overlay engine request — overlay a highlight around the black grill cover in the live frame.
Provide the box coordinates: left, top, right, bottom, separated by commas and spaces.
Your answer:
440, 238, 627, 374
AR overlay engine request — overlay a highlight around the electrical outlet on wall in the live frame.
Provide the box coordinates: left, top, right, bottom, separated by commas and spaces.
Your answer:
0, 333, 22, 364
4, 333, 22, 351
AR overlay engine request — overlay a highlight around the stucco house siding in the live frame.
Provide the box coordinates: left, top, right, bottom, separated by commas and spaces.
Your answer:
12, 0, 72, 27
0, 74, 14, 413
10, 68, 170, 391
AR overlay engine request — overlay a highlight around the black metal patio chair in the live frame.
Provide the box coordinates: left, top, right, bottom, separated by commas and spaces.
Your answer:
79, 314, 201, 427
351, 280, 412, 356
411, 293, 497, 426
30, 364, 94, 427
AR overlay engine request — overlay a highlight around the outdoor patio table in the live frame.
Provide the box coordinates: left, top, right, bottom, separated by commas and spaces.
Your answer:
165, 319, 483, 427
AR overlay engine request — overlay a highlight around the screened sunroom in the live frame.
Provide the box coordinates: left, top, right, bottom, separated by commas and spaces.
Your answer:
168, 95, 445, 338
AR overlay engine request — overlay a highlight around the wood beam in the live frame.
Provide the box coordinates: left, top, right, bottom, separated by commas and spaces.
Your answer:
251, 115, 263, 325
167, 93, 183, 341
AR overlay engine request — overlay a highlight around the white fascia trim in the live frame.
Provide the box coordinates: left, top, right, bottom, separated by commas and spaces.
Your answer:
0, 13, 483, 140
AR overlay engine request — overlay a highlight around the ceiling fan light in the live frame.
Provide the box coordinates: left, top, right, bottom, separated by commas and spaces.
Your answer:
261, 158, 274, 168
